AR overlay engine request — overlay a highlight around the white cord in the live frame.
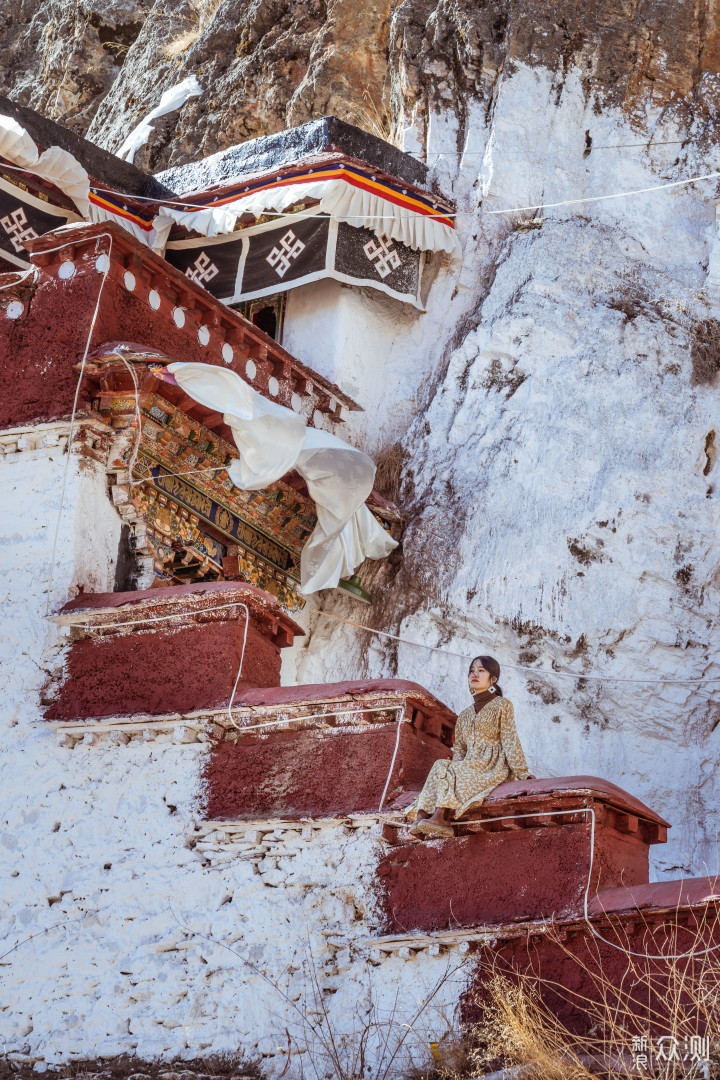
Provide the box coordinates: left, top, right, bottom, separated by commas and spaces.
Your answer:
311, 610, 720, 686
54, 596, 720, 688
226, 603, 250, 729
229, 704, 405, 734
458, 806, 720, 960
42, 231, 114, 615
68, 597, 257, 632
7, 157, 718, 224
378, 708, 407, 812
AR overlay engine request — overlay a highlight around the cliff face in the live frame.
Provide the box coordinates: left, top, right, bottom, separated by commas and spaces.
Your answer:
3, 0, 720, 875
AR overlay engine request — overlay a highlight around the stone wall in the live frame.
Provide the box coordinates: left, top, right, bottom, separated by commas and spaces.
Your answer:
0, 437, 467, 1071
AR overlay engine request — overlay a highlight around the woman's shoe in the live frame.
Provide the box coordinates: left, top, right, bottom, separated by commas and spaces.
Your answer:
410, 819, 455, 838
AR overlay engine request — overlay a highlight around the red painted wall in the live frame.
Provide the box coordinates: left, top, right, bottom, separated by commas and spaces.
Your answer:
462, 913, 720, 1037
45, 620, 280, 720
204, 723, 450, 820
0, 224, 346, 430
375, 821, 650, 934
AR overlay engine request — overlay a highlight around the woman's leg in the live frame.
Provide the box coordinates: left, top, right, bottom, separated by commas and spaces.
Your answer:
427, 806, 453, 825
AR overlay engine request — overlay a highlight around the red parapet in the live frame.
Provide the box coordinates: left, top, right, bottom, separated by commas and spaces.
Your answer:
45, 581, 303, 721
376, 778, 670, 934
203, 680, 457, 820
0, 221, 359, 431
462, 876, 720, 1038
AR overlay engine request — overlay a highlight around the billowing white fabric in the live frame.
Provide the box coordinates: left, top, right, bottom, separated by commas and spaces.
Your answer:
154, 201, 238, 238
156, 176, 461, 256
116, 76, 203, 164
0, 116, 90, 215
167, 362, 398, 594
87, 199, 174, 253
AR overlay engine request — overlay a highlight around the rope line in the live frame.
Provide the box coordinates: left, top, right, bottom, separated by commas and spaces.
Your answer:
226, 603, 250, 730
3, 159, 719, 225
378, 709, 407, 812
311, 609, 720, 686
484, 169, 720, 215
48, 598, 720, 687
228, 705, 406, 734
456, 806, 720, 960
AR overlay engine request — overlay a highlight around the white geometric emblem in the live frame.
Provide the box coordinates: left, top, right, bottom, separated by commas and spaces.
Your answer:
185, 251, 219, 287
266, 230, 305, 278
0, 207, 39, 253
363, 234, 401, 278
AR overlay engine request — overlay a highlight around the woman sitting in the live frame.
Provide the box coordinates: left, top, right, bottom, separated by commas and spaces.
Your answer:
408, 655, 533, 838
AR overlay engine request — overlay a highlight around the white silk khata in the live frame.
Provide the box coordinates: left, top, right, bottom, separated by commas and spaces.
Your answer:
167, 363, 398, 594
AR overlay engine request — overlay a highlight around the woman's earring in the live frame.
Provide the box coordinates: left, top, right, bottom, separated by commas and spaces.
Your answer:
489, 685, 496, 694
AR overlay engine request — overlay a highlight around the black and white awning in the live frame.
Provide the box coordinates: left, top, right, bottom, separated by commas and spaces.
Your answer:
0, 176, 79, 268
164, 211, 423, 309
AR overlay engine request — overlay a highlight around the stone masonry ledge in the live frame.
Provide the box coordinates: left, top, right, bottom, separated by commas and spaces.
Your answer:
51, 580, 303, 645
359, 875, 720, 959
387, 774, 670, 832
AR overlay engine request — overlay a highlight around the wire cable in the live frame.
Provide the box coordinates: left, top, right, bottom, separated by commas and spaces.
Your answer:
378, 708, 408, 812
455, 806, 720, 960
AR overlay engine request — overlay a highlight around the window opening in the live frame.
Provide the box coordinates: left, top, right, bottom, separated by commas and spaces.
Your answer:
232, 293, 286, 344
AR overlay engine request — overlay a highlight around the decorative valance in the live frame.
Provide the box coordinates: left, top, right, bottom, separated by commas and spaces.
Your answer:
165, 210, 424, 308
156, 162, 460, 256
0, 175, 80, 268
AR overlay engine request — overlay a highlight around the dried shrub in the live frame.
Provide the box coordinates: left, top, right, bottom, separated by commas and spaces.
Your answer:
467, 904, 720, 1080
374, 440, 409, 504
691, 319, 720, 386
164, 0, 226, 59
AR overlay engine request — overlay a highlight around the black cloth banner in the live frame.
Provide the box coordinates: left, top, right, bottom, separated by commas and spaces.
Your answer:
0, 177, 78, 268
164, 213, 423, 308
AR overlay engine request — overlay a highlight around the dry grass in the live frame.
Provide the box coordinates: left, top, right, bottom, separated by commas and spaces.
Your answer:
464, 906, 720, 1080
373, 440, 408, 505
342, 90, 399, 146
164, 0, 226, 59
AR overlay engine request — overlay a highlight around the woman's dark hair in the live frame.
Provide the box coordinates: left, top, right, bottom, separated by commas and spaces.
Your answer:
469, 655, 503, 698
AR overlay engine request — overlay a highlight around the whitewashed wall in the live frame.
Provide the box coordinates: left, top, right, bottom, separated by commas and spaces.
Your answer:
0, 437, 467, 1073
293, 67, 720, 881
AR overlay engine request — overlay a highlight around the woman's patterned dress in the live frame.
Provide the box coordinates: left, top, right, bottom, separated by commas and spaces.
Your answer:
408, 697, 529, 819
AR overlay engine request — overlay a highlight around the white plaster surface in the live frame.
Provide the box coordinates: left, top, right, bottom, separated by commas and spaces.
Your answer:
293, 67, 720, 881
0, 443, 468, 1073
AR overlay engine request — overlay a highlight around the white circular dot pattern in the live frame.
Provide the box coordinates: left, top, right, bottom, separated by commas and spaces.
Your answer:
123, 271, 136, 292
245, 359, 257, 380
268, 376, 280, 397
173, 307, 185, 328
6, 300, 23, 319
58, 261, 75, 280
95, 254, 110, 274
198, 326, 210, 346
291, 393, 302, 412
148, 290, 161, 310
313, 410, 325, 428
222, 343, 233, 363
